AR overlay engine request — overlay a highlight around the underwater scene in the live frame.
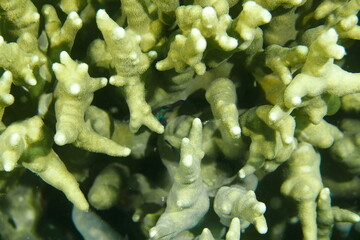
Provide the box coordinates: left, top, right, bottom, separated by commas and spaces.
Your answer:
0, 0, 359, 239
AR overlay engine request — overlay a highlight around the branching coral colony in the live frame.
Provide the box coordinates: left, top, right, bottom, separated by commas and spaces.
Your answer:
1, 0, 360, 239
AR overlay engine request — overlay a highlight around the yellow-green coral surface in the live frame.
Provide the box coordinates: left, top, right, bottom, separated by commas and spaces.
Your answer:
0, 0, 359, 240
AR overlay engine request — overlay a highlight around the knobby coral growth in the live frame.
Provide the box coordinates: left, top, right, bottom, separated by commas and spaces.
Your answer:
0, 1, 359, 240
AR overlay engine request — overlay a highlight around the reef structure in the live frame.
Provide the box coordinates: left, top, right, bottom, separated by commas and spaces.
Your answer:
0, 0, 359, 240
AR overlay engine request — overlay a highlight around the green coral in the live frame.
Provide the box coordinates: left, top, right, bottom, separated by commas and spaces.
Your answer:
0, 71, 14, 130
0, 1, 359, 240
52, 51, 131, 156
0, 116, 89, 211
150, 118, 209, 240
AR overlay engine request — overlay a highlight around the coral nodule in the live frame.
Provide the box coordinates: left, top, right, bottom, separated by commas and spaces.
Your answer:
0, 0, 359, 240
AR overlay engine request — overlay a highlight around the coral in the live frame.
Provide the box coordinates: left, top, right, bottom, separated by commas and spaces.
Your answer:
149, 118, 209, 240
0, 116, 89, 211
72, 206, 127, 240
96, 9, 164, 134
42, 4, 83, 59
52, 50, 130, 156
0, 0, 40, 41
0, 71, 14, 130
214, 185, 267, 234
156, 27, 208, 75
0, 1, 359, 240
205, 77, 241, 139
280, 143, 324, 240
316, 188, 360, 240
87, 163, 129, 210
0, 35, 41, 86
232, 1, 271, 50
283, 28, 360, 109
120, 0, 163, 52
0, 184, 41, 240
175, 5, 238, 51
199, 218, 241, 240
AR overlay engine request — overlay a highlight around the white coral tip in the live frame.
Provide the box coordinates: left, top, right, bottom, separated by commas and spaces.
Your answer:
43, 7, 50, 15
148, 50, 157, 59
291, 0, 302, 4
242, 31, 253, 41
78, 63, 89, 72
230, 126, 241, 137
122, 148, 131, 156
2, 151, 16, 172
60, 51, 70, 63
191, 28, 201, 37
269, 111, 279, 122
2, 70, 11, 79
284, 136, 294, 144
196, 38, 207, 52
54, 132, 67, 146
244, 1, 256, 8
202, 228, 212, 235
333, 45, 346, 60
112, 27, 125, 40
256, 222, 268, 234
238, 169, 246, 179
182, 137, 190, 144
31, 55, 39, 64
203, 6, 216, 17
282, 73, 292, 85
9, 133, 21, 146
132, 213, 140, 222
319, 187, 330, 199
52, 63, 61, 72
261, 10, 272, 23
27, 77, 37, 86
291, 96, 301, 106
227, 38, 238, 50
96, 9, 108, 19
68, 12, 77, 19
326, 28, 338, 39
297, 45, 309, 55
183, 155, 193, 167
109, 76, 116, 85
33, 12, 40, 21
69, 12, 82, 26
70, 83, 81, 95
255, 202, 267, 214
193, 118, 202, 127
4, 161, 15, 172
149, 228, 157, 238
2, 94, 14, 105
100, 77, 107, 86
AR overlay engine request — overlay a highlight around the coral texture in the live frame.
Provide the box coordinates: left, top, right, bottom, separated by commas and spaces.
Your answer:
0, 0, 359, 240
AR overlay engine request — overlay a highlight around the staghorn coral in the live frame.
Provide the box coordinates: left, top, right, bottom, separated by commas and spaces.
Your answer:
0, 116, 89, 211
52, 50, 131, 156
0, 71, 14, 131
149, 118, 209, 240
0, 1, 359, 240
